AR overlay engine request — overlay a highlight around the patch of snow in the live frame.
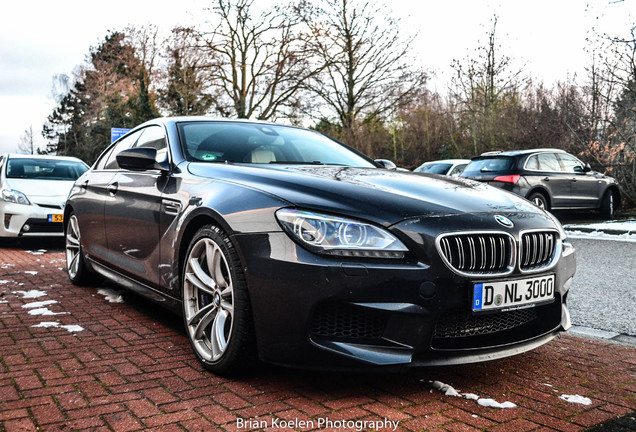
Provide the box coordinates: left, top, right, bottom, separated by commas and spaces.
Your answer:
566, 229, 636, 242
429, 380, 461, 397
27, 308, 68, 316
565, 220, 636, 231
97, 288, 124, 303
1, 263, 14, 269
31, 322, 84, 333
478, 399, 517, 409
13, 290, 47, 298
32, 322, 59, 328
0, 280, 10, 284
26, 250, 47, 255
22, 300, 57, 309
24, 271, 38, 275
560, 394, 592, 405
426, 380, 517, 409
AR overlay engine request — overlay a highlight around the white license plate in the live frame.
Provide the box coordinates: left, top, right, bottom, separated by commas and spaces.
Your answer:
473, 275, 555, 312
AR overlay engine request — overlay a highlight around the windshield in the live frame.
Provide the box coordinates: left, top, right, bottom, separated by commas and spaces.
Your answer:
6, 158, 88, 180
462, 157, 514, 176
178, 122, 376, 168
414, 163, 452, 174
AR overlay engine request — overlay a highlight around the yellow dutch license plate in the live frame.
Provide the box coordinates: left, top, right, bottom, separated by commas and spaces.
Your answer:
48, 214, 64, 223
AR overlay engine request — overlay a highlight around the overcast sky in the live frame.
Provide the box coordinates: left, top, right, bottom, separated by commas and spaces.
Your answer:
0, 0, 633, 155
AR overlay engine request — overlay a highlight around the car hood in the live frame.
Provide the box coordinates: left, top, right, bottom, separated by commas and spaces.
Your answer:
187, 163, 543, 226
5, 178, 74, 199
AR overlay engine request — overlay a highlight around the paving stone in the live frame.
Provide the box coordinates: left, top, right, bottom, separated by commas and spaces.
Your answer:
0, 245, 634, 432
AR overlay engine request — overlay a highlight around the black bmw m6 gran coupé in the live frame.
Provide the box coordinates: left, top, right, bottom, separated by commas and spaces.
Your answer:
64, 117, 576, 373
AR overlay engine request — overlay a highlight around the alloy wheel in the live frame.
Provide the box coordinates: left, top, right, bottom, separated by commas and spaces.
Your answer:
65, 214, 82, 280
183, 237, 235, 362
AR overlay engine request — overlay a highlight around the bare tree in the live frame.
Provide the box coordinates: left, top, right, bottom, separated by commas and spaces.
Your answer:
18, 126, 38, 154
582, 25, 636, 204
302, 0, 426, 145
450, 16, 525, 154
190, 0, 323, 120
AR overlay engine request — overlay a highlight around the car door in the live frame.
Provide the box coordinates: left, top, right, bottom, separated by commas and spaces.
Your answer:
71, 130, 143, 265
532, 153, 572, 209
556, 153, 599, 208
103, 126, 168, 287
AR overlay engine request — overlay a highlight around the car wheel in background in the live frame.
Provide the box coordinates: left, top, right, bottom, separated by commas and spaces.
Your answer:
528, 192, 550, 211
600, 190, 615, 219
182, 225, 254, 374
65, 213, 98, 285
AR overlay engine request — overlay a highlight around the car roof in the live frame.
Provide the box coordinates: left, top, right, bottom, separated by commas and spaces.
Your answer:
421, 159, 470, 165
3, 153, 86, 163
476, 148, 566, 158
140, 116, 288, 128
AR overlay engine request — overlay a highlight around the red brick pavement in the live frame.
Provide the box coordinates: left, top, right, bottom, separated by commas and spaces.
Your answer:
0, 243, 634, 432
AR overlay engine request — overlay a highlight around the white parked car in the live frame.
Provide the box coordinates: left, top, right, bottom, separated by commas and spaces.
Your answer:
414, 159, 470, 176
0, 154, 89, 237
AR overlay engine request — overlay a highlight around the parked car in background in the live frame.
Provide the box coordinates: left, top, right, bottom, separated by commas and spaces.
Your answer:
64, 118, 575, 374
414, 159, 470, 176
0, 154, 89, 238
460, 149, 621, 218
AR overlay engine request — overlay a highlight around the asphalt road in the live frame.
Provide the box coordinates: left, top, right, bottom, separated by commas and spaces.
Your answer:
567, 237, 636, 336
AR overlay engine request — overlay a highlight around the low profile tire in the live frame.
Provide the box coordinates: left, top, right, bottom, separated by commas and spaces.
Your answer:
600, 190, 615, 219
65, 213, 98, 286
182, 225, 254, 374
528, 192, 549, 211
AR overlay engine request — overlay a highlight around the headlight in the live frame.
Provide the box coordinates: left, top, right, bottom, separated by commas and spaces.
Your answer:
1, 189, 31, 205
276, 209, 408, 258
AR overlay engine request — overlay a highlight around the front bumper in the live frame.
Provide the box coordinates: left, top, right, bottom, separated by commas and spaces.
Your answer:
233, 214, 576, 369
0, 202, 64, 237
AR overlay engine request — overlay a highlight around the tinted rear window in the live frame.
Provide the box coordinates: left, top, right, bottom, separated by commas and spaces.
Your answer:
415, 163, 452, 174
462, 157, 514, 176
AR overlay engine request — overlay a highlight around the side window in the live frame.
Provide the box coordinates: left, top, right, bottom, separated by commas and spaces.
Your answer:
449, 164, 467, 176
537, 153, 560, 172
133, 126, 168, 164
525, 155, 539, 170
102, 130, 143, 170
557, 153, 583, 173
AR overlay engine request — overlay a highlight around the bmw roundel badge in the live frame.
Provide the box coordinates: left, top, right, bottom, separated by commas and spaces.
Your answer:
494, 215, 514, 228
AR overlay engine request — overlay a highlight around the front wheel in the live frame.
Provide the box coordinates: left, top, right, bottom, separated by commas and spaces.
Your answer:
182, 225, 254, 374
600, 190, 615, 219
65, 213, 98, 286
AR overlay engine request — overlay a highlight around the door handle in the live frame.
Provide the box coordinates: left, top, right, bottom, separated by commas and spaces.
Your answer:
107, 182, 119, 195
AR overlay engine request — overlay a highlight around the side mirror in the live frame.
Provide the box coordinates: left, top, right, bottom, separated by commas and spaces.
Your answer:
116, 147, 169, 172
374, 159, 397, 170
583, 162, 592, 172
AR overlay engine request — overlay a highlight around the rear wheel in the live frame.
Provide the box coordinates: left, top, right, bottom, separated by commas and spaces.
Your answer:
65, 213, 98, 285
528, 192, 549, 211
600, 190, 615, 219
182, 225, 254, 374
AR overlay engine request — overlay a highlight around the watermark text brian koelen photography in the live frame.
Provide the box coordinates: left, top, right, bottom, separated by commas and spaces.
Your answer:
237, 416, 400, 431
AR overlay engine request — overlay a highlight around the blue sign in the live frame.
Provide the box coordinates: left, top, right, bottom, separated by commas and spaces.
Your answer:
111, 128, 131, 143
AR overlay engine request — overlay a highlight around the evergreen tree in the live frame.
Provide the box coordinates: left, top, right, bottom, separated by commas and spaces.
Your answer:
43, 31, 159, 163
